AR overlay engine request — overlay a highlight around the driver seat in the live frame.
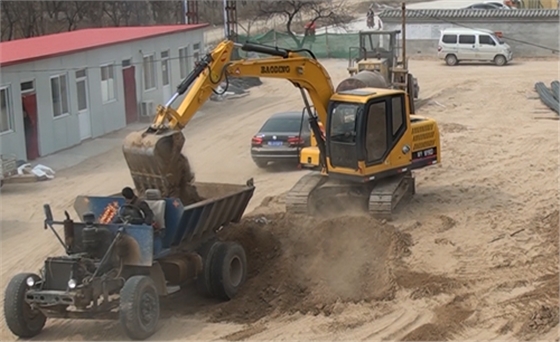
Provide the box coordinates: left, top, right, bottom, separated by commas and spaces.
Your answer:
144, 189, 166, 230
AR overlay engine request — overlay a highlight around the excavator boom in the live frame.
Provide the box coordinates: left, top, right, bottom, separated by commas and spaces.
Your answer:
123, 41, 335, 204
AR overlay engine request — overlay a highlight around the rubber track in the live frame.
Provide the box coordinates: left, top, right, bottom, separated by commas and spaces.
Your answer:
551, 80, 560, 102
535, 82, 559, 114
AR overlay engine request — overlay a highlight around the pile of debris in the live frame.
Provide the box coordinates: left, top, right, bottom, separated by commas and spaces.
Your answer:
1, 154, 55, 188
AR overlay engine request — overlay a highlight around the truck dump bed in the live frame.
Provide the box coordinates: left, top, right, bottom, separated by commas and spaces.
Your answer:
73, 179, 255, 250
164, 180, 255, 248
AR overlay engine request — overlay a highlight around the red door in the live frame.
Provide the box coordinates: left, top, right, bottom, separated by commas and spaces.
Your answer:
122, 66, 138, 124
21, 93, 40, 160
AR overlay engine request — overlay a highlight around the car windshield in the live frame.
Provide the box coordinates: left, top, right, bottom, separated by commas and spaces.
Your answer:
329, 102, 360, 143
260, 116, 305, 133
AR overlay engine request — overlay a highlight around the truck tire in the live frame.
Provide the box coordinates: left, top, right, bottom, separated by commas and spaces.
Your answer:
195, 240, 224, 298
210, 241, 247, 300
4, 273, 46, 338
119, 275, 160, 340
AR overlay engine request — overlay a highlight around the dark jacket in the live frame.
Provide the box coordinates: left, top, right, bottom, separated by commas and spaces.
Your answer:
130, 196, 155, 225
115, 196, 155, 225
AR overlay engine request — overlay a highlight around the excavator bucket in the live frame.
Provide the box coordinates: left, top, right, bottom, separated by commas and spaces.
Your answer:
122, 130, 202, 206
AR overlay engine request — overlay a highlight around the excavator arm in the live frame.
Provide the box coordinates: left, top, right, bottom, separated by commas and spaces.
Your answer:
122, 40, 334, 203
151, 40, 334, 132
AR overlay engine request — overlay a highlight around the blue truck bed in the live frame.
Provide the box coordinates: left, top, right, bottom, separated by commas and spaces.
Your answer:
72, 179, 255, 260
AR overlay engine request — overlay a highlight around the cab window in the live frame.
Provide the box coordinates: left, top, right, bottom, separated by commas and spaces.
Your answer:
365, 101, 387, 162
391, 96, 404, 136
330, 103, 359, 143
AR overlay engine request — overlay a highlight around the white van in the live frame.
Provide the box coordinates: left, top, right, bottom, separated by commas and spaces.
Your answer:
437, 28, 513, 66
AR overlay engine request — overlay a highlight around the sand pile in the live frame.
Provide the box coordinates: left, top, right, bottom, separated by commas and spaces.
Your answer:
213, 211, 412, 323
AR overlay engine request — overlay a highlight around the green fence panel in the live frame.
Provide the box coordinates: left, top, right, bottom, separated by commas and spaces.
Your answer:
237, 30, 361, 59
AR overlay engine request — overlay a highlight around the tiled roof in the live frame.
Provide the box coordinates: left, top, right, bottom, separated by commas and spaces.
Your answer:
378, 8, 560, 19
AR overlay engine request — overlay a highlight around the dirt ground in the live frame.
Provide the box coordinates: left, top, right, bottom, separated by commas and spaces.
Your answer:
1, 57, 558, 341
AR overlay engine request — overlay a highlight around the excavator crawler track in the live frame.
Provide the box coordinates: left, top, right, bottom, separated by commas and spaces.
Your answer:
286, 171, 415, 220
285, 172, 324, 215
368, 171, 415, 221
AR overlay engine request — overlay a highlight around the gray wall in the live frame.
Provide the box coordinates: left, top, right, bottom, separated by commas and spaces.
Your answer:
0, 28, 205, 161
382, 20, 559, 57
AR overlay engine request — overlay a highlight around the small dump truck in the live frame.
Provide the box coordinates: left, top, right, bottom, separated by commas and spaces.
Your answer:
3, 179, 255, 340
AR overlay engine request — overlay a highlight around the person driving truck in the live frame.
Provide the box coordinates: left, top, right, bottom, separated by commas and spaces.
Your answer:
115, 187, 155, 226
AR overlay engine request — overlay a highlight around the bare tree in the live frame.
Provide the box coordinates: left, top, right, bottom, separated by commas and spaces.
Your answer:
61, 1, 90, 31
102, 1, 135, 27
256, 0, 353, 48
1, 1, 18, 40
237, 2, 262, 38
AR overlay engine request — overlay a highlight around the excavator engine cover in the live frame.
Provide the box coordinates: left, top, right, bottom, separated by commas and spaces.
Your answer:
122, 130, 202, 206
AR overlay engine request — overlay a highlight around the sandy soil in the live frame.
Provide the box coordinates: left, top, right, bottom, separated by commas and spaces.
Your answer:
1, 58, 558, 341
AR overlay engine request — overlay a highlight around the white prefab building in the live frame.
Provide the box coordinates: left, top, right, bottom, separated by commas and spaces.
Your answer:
0, 24, 208, 162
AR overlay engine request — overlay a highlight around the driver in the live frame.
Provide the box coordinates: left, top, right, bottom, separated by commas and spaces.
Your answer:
116, 187, 155, 226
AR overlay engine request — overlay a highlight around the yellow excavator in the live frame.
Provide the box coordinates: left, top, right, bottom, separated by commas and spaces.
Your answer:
122, 40, 441, 220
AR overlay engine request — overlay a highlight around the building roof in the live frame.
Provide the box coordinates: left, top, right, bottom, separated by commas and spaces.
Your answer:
378, 8, 560, 20
0, 24, 209, 67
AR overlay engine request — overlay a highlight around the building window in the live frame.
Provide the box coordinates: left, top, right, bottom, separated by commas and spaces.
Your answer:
50, 74, 69, 118
193, 42, 201, 64
143, 54, 156, 91
100, 64, 116, 103
75, 69, 88, 112
161, 50, 170, 87
179, 46, 189, 79
20, 80, 35, 93
0, 86, 13, 133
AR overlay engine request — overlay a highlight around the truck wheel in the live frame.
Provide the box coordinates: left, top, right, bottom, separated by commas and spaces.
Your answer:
445, 54, 458, 66
119, 276, 160, 340
195, 240, 224, 298
210, 241, 248, 300
4, 273, 46, 338
494, 55, 507, 66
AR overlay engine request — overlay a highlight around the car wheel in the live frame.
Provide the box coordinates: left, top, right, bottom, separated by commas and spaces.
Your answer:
494, 55, 507, 66
445, 54, 458, 66
254, 160, 268, 168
